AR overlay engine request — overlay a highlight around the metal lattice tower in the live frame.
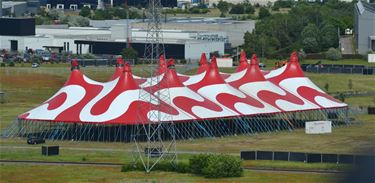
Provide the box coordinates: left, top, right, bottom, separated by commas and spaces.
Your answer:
133, 0, 177, 173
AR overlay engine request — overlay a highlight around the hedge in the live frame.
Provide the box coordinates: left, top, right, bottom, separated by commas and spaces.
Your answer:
122, 154, 243, 178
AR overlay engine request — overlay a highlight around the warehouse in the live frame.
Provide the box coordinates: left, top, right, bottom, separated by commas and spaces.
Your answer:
0, 18, 224, 59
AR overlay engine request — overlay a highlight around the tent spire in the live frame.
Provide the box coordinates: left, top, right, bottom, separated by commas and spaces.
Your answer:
71, 59, 79, 71
116, 57, 124, 67
236, 51, 249, 72
290, 51, 299, 63
250, 54, 259, 65
197, 53, 209, 74
167, 58, 175, 69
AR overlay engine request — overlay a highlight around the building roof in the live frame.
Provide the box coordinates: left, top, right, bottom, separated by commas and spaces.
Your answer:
357, 1, 375, 14
2, 1, 27, 8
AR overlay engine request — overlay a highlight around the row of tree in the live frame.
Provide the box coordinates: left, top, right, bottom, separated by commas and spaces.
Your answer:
243, 0, 354, 57
80, 7, 142, 20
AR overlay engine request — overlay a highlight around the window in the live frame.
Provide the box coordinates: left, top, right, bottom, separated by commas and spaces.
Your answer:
56, 4, 64, 9
46, 4, 51, 9
83, 4, 91, 9
70, 4, 78, 11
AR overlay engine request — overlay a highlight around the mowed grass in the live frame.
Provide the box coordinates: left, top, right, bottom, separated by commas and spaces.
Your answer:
0, 164, 339, 183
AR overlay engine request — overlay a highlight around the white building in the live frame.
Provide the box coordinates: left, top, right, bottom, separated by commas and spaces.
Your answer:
0, 20, 225, 59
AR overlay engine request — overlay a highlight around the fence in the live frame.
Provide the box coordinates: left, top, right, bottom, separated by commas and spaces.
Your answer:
240, 150, 375, 164
76, 59, 135, 67
301, 64, 375, 75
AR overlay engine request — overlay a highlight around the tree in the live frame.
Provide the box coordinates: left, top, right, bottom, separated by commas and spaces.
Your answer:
229, 4, 245, 14
217, 0, 230, 17
301, 24, 321, 53
79, 7, 91, 17
243, 0, 255, 14
258, 7, 270, 19
121, 47, 138, 60
321, 23, 339, 49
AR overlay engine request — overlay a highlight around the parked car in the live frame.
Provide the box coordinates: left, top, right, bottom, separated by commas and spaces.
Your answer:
31, 63, 39, 68
259, 63, 266, 68
27, 136, 45, 144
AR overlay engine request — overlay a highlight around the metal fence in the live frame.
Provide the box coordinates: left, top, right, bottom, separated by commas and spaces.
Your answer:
301, 64, 375, 75
240, 150, 375, 164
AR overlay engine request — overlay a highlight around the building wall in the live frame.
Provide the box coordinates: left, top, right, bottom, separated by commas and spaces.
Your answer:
0, 36, 51, 52
355, 3, 375, 54
0, 35, 86, 54
185, 41, 224, 60
133, 21, 255, 47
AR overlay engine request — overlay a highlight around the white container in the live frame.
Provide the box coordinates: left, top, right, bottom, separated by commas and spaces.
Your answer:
305, 121, 332, 134
368, 54, 375, 63
216, 58, 233, 68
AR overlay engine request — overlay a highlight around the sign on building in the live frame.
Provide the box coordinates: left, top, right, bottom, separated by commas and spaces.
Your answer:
305, 121, 332, 134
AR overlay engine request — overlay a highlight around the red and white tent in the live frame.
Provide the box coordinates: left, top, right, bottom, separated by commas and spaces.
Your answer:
18, 52, 347, 125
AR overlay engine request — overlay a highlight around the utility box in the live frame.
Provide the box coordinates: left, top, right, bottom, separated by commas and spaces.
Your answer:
216, 58, 233, 68
305, 121, 332, 134
368, 54, 375, 63
42, 146, 59, 156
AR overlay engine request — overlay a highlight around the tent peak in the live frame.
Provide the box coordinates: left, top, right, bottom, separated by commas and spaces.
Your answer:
167, 58, 175, 69
290, 51, 299, 63
250, 54, 259, 65
239, 51, 248, 63
210, 56, 218, 69
116, 57, 124, 67
123, 62, 131, 73
199, 53, 208, 66
71, 59, 79, 70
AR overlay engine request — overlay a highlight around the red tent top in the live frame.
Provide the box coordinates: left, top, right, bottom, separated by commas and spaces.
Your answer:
189, 57, 226, 91
235, 51, 249, 72
109, 57, 125, 81
267, 52, 305, 84
229, 54, 266, 88
155, 54, 167, 75
196, 53, 209, 74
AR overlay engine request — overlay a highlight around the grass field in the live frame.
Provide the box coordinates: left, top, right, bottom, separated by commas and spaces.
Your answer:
0, 164, 340, 183
0, 63, 374, 182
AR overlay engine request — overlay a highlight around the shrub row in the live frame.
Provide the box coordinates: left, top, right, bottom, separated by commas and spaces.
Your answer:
190, 154, 243, 178
121, 154, 243, 178
0, 62, 14, 67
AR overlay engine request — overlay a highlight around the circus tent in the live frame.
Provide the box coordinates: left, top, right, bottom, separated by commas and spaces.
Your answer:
7, 52, 349, 142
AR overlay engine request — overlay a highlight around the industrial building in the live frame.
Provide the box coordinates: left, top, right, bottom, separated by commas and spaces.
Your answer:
1, 1, 41, 17
354, 0, 375, 55
40, 0, 177, 10
0, 18, 224, 59
91, 17, 255, 47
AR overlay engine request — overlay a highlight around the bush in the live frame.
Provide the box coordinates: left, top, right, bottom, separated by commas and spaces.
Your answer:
325, 48, 342, 60
189, 154, 210, 175
202, 154, 243, 178
189, 154, 243, 178
122, 154, 243, 178
8, 61, 15, 67
0, 63, 5, 67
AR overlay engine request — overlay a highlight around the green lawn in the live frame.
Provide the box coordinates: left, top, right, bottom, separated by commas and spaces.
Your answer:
0, 164, 339, 183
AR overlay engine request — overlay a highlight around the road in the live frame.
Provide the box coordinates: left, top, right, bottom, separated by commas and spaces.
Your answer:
340, 36, 354, 54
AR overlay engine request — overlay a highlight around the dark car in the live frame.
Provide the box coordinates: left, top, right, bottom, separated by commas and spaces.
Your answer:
27, 136, 45, 145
